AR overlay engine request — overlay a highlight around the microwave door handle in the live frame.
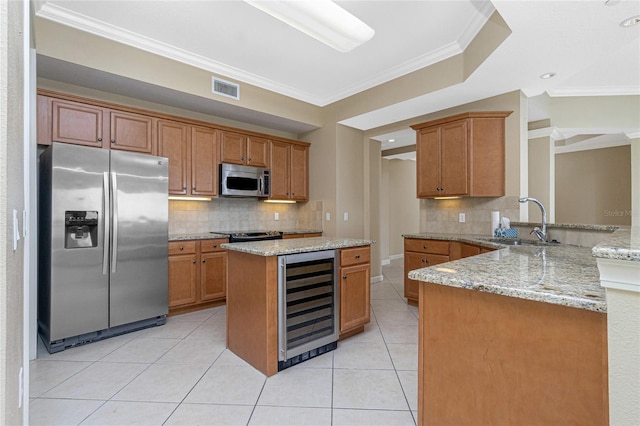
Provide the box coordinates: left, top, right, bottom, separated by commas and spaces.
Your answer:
259, 177, 263, 193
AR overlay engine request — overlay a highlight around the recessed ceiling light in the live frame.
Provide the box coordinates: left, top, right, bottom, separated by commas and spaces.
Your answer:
540, 72, 556, 79
388, 139, 395, 143
621, 15, 640, 27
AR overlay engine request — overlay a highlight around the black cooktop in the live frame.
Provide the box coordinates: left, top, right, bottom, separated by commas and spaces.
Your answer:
210, 230, 283, 242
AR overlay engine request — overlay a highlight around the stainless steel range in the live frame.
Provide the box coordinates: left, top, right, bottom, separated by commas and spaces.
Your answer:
211, 230, 283, 243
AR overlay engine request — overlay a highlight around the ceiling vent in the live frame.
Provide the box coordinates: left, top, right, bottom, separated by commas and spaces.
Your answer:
212, 77, 240, 100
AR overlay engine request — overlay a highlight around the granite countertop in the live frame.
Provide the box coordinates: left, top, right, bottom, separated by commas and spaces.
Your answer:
592, 227, 640, 262
281, 229, 323, 235
169, 233, 229, 241
511, 222, 619, 232
404, 233, 605, 312
221, 237, 373, 257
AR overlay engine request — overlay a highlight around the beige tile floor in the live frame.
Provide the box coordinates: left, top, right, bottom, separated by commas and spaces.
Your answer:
30, 259, 418, 425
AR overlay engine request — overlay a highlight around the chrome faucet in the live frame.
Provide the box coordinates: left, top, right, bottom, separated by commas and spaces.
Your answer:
519, 197, 548, 242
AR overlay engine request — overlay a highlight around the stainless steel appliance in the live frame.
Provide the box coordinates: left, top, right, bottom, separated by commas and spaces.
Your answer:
277, 250, 339, 371
211, 230, 283, 243
38, 143, 169, 353
220, 163, 271, 198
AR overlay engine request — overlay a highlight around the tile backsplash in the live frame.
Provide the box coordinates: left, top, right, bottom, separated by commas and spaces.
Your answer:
169, 199, 323, 234
420, 196, 520, 236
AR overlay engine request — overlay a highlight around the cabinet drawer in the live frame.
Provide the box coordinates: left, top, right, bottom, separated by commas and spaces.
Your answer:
340, 246, 371, 267
405, 238, 449, 255
169, 240, 196, 256
200, 238, 228, 253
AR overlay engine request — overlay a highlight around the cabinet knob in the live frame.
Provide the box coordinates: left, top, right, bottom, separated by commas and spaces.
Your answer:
179, 246, 184, 251
97, 137, 102, 142
355, 254, 361, 259
192, 259, 196, 264
202, 259, 206, 263
111, 139, 115, 143
192, 187, 196, 191
183, 186, 187, 191
342, 275, 347, 280
213, 244, 217, 248
423, 245, 427, 249
248, 157, 251, 161
422, 258, 429, 264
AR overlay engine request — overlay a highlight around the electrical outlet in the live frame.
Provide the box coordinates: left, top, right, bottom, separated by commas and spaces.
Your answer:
274, 212, 279, 221
326, 212, 331, 222
343, 212, 349, 221
459, 213, 466, 223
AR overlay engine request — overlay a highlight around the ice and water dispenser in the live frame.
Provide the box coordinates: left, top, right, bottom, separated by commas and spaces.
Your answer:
64, 211, 98, 249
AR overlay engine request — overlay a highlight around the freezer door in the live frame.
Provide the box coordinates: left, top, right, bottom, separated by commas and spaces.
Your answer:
109, 150, 169, 327
48, 143, 110, 341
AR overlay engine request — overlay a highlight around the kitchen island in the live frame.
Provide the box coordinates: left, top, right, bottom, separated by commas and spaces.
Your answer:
406, 234, 608, 426
221, 237, 373, 376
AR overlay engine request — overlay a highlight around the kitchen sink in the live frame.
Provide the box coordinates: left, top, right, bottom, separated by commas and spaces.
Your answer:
487, 238, 541, 246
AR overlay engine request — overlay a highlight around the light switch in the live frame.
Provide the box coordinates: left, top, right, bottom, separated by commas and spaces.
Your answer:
274, 212, 279, 221
459, 213, 466, 223
343, 212, 349, 221
326, 212, 331, 222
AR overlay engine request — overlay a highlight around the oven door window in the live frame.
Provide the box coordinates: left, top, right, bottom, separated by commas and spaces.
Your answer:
226, 176, 258, 191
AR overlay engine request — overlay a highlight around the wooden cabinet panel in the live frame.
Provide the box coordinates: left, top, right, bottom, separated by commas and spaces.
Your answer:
290, 144, 309, 201
246, 136, 270, 168
219, 131, 246, 165
51, 99, 105, 148
168, 254, 197, 307
168, 239, 228, 314
339, 263, 370, 334
200, 251, 227, 302
404, 239, 449, 255
460, 243, 481, 258
191, 126, 218, 196
269, 140, 290, 199
109, 111, 153, 154
158, 120, 190, 195
412, 111, 511, 198
440, 120, 468, 196
416, 127, 440, 197
37, 95, 52, 145
404, 238, 450, 306
340, 246, 371, 267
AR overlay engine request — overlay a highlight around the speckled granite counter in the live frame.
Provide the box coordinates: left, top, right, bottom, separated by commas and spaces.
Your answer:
169, 232, 228, 241
222, 237, 373, 257
512, 222, 619, 232
404, 233, 605, 312
592, 227, 640, 262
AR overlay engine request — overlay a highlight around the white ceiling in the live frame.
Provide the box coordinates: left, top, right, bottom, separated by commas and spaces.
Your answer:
35, 0, 640, 153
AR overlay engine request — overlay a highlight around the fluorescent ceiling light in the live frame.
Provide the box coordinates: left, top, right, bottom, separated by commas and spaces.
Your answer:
245, 0, 375, 53
264, 199, 297, 204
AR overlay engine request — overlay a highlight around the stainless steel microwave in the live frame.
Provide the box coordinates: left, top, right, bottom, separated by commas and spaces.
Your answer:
220, 163, 271, 198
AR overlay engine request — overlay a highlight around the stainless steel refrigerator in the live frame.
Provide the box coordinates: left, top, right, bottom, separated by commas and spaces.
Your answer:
38, 143, 169, 353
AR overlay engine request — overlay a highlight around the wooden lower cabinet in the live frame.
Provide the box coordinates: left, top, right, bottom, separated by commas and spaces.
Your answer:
282, 232, 323, 239
168, 238, 227, 315
339, 246, 371, 338
418, 282, 608, 426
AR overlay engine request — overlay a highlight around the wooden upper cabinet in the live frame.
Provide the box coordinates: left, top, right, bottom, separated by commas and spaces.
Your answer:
290, 144, 309, 201
412, 111, 511, 198
191, 126, 218, 197
269, 140, 291, 199
158, 120, 190, 195
220, 131, 270, 168
269, 140, 309, 202
109, 111, 154, 154
51, 99, 106, 148
219, 131, 246, 165
246, 136, 270, 168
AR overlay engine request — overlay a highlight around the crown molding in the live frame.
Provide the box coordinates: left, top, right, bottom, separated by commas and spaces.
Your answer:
548, 86, 640, 97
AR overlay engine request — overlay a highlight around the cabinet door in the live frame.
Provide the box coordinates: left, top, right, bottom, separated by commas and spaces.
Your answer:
158, 120, 190, 195
168, 254, 198, 307
269, 140, 291, 199
404, 252, 425, 301
109, 111, 154, 154
51, 99, 105, 148
246, 136, 270, 168
200, 251, 227, 302
37, 95, 52, 145
339, 263, 370, 334
440, 120, 468, 196
416, 127, 440, 197
219, 131, 246, 165
460, 243, 481, 258
290, 144, 309, 201
191, 126, 218, 196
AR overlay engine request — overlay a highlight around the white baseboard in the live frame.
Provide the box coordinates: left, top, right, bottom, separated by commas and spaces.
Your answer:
389, 254, 404, 261
381, 259, 390, 265
370, 275, 383, 284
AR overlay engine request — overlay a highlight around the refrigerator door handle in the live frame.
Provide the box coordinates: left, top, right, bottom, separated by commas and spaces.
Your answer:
111, 171, 119, 273
102, 172, 110, 275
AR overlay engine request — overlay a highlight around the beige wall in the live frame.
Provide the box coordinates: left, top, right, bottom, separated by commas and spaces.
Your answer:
632, 138, 639, 227
366, 139, 382, 279
528, 136, 554, 223
384, 159, 419, 257
1, 0, 26, 423
556, 146, 632, 226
